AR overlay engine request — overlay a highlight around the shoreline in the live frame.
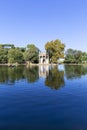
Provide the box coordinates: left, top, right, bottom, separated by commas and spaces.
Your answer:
0, 63, 87, 66
0, 63, 58, 67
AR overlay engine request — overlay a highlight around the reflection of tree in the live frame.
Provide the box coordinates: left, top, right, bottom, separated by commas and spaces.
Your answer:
64, 65, 87, 79
0, 66, 25, 84
23, 66, 39, 83
0, 66, 39, 85
7, 67, 25, 83
0, 66, 8, 83
45, 66, 65, 90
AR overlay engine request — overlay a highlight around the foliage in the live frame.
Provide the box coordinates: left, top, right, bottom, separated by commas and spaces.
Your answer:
45, 39, 65, 63
64, 48, 87, 64
8, 48, 15, 63
24, 44, 39, 63
0, 44, 14, 48
14, 48, 24, 63
8, 48, 24, 64
0, 43, 40, 64
0, 46, 8, 63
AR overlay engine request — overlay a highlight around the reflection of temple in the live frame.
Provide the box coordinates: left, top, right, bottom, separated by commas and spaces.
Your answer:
39, 65, 49, 78
39, 52, 49, 64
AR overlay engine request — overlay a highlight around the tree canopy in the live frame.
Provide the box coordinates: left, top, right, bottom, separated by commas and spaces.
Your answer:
8, 48, 24, 64
24, 44, 40, 63
0, 45, 8, 63
64, 48, 87, 64
0, 41, 87, 65
45, 39, 65, 63
0, 44, 14, 48
0, 43, 39, 64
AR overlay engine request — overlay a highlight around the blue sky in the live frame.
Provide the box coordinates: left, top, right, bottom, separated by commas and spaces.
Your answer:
0, 0, 87, 52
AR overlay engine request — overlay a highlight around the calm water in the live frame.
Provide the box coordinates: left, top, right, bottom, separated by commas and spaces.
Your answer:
0, 65, 87, 130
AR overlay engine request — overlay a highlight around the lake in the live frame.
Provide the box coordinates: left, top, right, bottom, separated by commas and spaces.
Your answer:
0, 65, 87, 130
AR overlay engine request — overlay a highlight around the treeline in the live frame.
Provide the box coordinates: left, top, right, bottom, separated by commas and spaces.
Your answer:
64, 49, 87, 64
0, 40, 65, 64
0, 40, 87, 64
0, 44, 39, 64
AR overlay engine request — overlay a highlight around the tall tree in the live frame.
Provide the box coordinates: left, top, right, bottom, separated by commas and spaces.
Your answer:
8, 48, 15, 63
8, 48, 24, 64
45, 39, 65, 63
65, 49, 87, 64
24, 44, 40, 63
15, 48, 24, 63
0, 45, 8, 63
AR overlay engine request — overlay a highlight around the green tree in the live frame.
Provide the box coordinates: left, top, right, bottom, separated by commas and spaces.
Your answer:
15, 48, 24, 63
45, 39, 65, 63
0, 44, 14, 48
8, 48, 24, 64
81, 52, 87, 63
65, 49, 76, 63
8, 48, 15, 63
24, 44, 40, 63
0, 45, 8, 63
65, 49, 87, 64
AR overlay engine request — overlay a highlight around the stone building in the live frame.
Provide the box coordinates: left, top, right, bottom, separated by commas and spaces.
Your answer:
39, 52, 49, 64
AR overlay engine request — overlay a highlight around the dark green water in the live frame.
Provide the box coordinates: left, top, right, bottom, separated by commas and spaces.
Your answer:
0, 65, 87, 130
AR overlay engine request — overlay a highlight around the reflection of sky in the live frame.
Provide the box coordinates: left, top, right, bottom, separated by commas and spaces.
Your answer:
58, 65, 64, 71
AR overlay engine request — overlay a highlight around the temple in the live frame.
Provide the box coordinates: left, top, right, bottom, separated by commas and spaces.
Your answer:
39, 52, 49, 64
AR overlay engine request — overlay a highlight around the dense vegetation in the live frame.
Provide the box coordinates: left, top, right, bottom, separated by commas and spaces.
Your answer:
64, 48, 87, 64
45, 39, 65, 63
0, 44, 39, 64
0, 41, 87, 64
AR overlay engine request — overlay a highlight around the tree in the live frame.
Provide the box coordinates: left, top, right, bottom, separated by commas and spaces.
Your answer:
45, 39, 65, 63
8, 48, 16, 63
24, 44, 40, 63
8, 48, 24, 64
65, 49, 76, 63
0, 44, 14, 48
64, 49, 87, 64
14, 48, 24, 63
81, 52, 87, 63
0, 45, 8, 63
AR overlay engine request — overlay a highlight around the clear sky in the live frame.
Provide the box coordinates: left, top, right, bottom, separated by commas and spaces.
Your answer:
0, 0, 87, 52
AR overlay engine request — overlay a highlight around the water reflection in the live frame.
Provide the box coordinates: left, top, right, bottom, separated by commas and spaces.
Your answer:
64, 65, 87, 79
39, 65, 49, 78
0, 65, 87, 89
24, 66, 39, 83
0, 66, 39, 84
45, 66, 65, 90
0, 66, 25, 84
